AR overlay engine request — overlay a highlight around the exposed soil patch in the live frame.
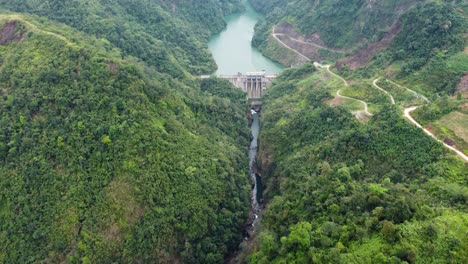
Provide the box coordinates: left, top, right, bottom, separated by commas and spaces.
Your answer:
105, 222, 122, 242
275, 34, 321, 61
386, 70, 397, 78
108, 62, 119, 74
425, 123, 435, 134
336, 22, 401, 70
0, 21, 24, 45
327, 95, 345, 107
456, 74, 468, 98
459, 102, 468, 112
444, 138, 456, 147
272, 22, 347, 65
275, 22, 327, 47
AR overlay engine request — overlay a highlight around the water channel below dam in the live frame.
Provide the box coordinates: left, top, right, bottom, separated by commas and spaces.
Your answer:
208, 1, 285, 262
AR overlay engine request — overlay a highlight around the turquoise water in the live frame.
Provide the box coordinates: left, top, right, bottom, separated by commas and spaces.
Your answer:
208, 0, 284, 75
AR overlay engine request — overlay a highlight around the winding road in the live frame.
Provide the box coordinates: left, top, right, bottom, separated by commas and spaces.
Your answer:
272, 30, 371, 117
272, 25, 467, 162
387, 80, 430, 103
314, 62, 349, 86
405, 107, 468, 162
314, 62, 373, 117
373, 79, 467, 162
373, 78, 395, 105
272, 32, 345, 54
271, 32, 311, 62
270, 0, 345, 56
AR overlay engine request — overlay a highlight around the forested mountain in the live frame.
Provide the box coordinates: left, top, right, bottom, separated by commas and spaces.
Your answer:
0, 0, 467, 263
251, 0, 425, 49
331, 2, 467, 96
250, 63, 468, 263
0, 10, 251, 264
0, 0, 243, 75
243, 0, 468, 263
336, 2, 468, 158
251, 0, 466, 72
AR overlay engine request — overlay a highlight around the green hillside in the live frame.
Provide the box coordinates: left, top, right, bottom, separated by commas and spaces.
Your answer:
346, 2, 467, 94
251, 0, 423, 49
250, 64, 467, 263
0, 14, 250, 263
0, 0, 243, 76
0, 0, 467, 263
244, 1, 468, 263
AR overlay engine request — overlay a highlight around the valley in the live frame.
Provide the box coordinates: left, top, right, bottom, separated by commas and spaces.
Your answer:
0, 0, 466, 263
246, 1, 468, 263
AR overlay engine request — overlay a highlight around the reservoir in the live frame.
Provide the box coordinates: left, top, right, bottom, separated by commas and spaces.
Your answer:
208, 0, 284, 75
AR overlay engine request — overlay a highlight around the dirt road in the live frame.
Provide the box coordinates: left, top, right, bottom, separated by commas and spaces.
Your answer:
404, 107, 468, 162
271, 32, 311, 62
274, 29, 466, 162
314, 62, 372, 116
373, 78, 395, 105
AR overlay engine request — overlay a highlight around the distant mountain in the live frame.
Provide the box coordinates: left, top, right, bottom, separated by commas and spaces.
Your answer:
252, 0, 426, 48
251, 0, 466, 96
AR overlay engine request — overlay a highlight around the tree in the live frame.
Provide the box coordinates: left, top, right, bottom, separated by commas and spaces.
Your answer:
283, 222, 312, 251
381, 220, 399, 243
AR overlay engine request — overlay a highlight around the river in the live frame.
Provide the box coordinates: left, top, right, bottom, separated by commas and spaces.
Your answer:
208, 0, 284, 75
248, 111, 262, 228
208, 1, 281, 262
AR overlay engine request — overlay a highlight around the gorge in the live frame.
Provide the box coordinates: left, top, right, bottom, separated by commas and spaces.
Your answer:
0, 0, 466, 263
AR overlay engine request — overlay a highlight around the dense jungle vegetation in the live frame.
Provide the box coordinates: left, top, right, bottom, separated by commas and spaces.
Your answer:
0, 10, 251, 264
0, 0, 243, 76
343, 2, 467, 96
246, 1, 468, 263
0, 0, 467, 263
250, 64, 467, 263
251, 0, 424, 49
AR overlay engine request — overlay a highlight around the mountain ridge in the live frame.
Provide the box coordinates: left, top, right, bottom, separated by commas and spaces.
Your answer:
0, 12, 251, 263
